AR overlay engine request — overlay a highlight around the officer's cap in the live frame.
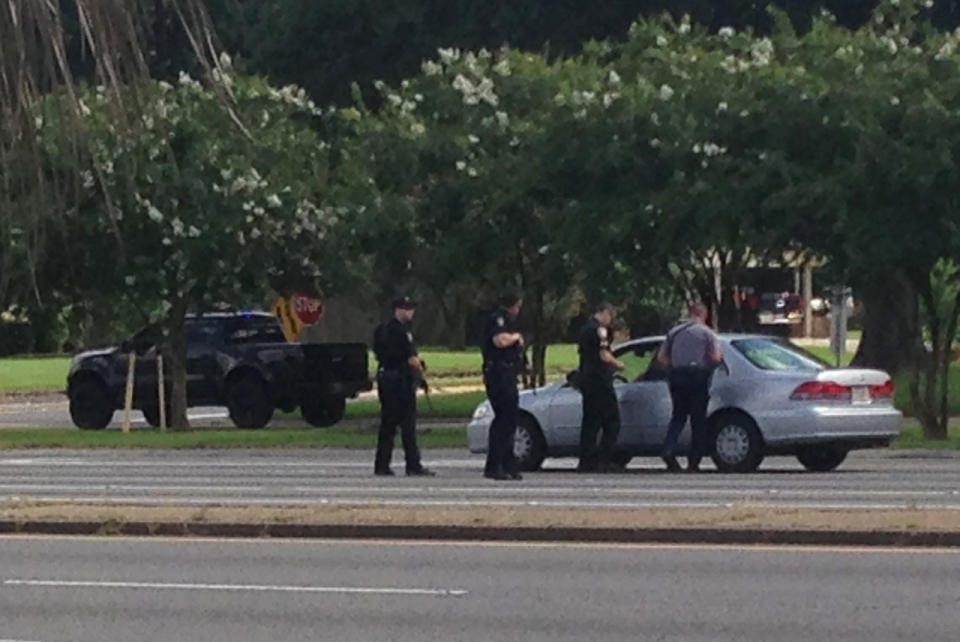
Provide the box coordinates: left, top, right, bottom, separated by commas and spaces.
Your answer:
391, 295, 417, 310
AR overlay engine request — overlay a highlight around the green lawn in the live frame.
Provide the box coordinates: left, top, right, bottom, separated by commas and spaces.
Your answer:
0, 425, 468, 450
892, 423, 960, 449
346, 390, 486, 419
0, 356, 71, 392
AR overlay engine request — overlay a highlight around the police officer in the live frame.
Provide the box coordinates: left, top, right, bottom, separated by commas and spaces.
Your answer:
482, 291, 525, 481
372, 296, 435, 477
577, 302, 626, 473
656, 302, 724, 473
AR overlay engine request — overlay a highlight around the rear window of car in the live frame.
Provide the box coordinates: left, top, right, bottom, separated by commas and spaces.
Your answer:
228, 318, 286, 344
732, 338, 827, 371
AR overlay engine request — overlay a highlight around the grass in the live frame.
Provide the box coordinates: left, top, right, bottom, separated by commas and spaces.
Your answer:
346, 390, 486, 419
0, 357, 71, 392
0, 345, 581, 393
0, 425, 468, 450
891, 423, 960, 450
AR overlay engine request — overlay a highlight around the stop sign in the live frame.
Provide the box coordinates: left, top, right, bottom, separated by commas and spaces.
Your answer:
291, 292, 323, 326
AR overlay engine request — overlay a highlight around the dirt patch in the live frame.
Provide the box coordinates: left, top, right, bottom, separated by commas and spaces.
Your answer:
2, 500, 960, 533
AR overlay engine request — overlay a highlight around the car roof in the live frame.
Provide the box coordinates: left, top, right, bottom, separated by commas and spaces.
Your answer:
613, 333, 778, 350
185, 311, 275, 321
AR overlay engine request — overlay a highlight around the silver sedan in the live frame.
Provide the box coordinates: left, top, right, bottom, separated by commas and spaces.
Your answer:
468, 335, 902, 473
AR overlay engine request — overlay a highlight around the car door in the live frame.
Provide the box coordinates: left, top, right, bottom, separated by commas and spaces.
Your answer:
614, 340, 678, 450
546, 373, 638, 451
184, 319, 224, 405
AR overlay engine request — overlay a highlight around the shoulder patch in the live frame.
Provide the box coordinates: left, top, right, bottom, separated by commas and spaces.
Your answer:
597, 326, 608, 339
406, 332, 414, 343
497, 316, 505, 327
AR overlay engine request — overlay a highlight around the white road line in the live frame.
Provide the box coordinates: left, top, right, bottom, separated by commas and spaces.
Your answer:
3, 579, 466, 597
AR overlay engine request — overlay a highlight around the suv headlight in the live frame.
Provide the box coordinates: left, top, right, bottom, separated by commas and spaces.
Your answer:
472, 403, 491, 420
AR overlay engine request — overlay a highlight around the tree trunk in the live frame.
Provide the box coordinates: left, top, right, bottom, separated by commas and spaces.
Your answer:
164, 301, 190, 431
851, 270, 920, 374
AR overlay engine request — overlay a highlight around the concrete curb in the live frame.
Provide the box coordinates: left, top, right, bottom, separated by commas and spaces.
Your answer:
2, 520, 959, 547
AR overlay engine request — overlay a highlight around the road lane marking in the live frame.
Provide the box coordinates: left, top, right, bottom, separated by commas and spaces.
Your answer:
3, 579, 466, 597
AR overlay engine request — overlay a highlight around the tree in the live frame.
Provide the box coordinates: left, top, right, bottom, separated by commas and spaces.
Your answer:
39, 67, 363, 428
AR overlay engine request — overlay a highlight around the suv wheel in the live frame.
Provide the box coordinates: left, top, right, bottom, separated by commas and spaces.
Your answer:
301, 396, 346, 427
227, 376, 274, 429
69, 379, 113, 430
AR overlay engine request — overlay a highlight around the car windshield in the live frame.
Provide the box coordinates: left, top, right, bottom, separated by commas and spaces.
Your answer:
732, 338, 828, 371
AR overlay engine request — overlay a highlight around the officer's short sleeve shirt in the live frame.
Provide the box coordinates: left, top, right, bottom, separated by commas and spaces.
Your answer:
375, 318, 417, 368
578, 317, 613, 383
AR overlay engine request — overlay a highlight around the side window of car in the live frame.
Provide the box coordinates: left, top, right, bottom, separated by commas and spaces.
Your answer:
617, 342, 663, 382
184, 321, 222, 346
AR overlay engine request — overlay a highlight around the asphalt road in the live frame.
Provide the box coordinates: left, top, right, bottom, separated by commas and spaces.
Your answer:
1, 448, 959, 510
0, 536, 958, 641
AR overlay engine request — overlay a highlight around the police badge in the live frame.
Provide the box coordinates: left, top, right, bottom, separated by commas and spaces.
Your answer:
497, 317, 505, 327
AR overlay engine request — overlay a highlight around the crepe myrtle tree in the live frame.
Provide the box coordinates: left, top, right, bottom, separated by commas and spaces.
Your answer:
40, 61, 362, 429
365, 46, 656, 382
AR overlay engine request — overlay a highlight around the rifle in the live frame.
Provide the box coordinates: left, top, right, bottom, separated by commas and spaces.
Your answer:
415, 358, 436, 413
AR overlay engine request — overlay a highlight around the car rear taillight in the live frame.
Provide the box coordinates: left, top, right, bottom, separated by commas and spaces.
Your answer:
869, 379, 895, 399
790, 381, 852, 401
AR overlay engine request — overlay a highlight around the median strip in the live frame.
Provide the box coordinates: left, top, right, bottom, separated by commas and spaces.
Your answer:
1, 500, 960, 547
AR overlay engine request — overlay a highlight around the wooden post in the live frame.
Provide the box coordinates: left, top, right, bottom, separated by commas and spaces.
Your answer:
122, 351, 136, 433
157, 353, 167, 432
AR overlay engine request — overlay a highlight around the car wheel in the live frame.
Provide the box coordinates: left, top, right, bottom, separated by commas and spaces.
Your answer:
227, 376, 274, 429
513, 415, 547, 472
69, 379, 113, 430
710, 413, 764, 473
301, 396, 346, 427
796, 445, 848, 472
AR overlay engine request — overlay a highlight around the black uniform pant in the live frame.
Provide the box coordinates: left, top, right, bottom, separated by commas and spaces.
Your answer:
484, 366, 519, 475
578, 380, 620, 469
662, 367, 712, 467
374, 370, 422, 472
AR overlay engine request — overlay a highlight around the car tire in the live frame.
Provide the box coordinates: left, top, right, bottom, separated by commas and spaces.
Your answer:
796, 445, 848, 472
301, 396, 346, 428
227, 376, 274, 429
710, 413, 764, 473
69, 379, 114, 430
514, 414, 547, 472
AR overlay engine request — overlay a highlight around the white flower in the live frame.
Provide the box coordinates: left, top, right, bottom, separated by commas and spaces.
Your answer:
456, 161, 467, 172
78, 100, 92, 118
187, 226, 201, 238
493, 59, 512, 77
266, 194, 283, 209
739, 109, 751, 118
679, 16, 692, 34
414, 93, 424, 102
509, 136, 520, 147
608, 70, 621, 85
658, 84, 675, 101
603, 92, 620, 108
718, 26, 735, 39
438, 48, 460, 64
125, 276, 136, 286
717, 101, 728, 113
650, 138, 662, 148
81, 170, 95, 190
219, 51, 233, 69
387, 94, 402, 107
422, 61, 443, 76
651, 112, 661, 126
468, 134, 480, 144
467, 167, 478, 178
495, 111, 509, 127
157, 80, 173, 93
657, 35, 669, 47
890, 96, 901, 106
410, 122, 426, 137
147, 205, 164, 223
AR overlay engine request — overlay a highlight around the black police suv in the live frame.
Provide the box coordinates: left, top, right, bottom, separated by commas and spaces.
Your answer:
66, 312, 371, 430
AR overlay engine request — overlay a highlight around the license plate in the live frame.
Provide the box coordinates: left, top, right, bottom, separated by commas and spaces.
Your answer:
851, 386, 870, 404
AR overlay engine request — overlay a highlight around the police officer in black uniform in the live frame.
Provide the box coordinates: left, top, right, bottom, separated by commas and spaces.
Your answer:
577, 302, 626, 473
482, 291, 525, 481
372, 296, 435, 477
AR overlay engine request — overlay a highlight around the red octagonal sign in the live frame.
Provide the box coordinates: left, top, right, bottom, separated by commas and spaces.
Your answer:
291, 292, 323, 326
